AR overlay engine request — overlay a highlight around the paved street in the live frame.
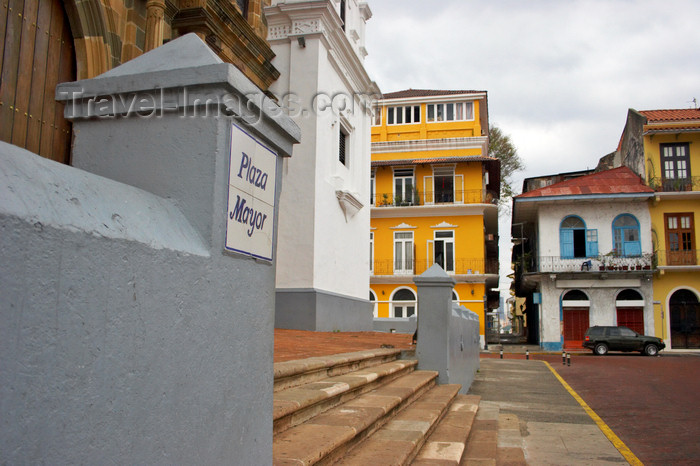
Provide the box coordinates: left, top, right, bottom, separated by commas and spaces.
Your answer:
533, 352, 700, 465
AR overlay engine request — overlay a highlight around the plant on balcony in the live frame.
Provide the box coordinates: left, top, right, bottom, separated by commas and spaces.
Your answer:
381, 193, 389, 207
394, 194, 403, 206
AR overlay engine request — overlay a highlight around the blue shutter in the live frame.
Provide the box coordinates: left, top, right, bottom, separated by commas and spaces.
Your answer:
586, 229, 599, 257
624, 240, 641, 257
560, 229, 574, 258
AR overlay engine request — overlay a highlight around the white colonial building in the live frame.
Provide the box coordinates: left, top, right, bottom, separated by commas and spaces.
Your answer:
512, 167, 656, 350
266, 0, 380, 330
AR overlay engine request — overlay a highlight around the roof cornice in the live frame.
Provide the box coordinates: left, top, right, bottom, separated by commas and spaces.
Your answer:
379, 93, 487, 106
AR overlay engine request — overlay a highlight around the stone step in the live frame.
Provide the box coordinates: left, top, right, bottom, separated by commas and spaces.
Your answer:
460, 402, 526, 466
274, 348, 403, 393
273, 370, 438, 465
412, 394, 480, 465
274, 358, 418, 434
337, 384, 462, 465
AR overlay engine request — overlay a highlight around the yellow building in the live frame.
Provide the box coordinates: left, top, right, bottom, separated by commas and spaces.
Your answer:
618, 108, 700, 349
369, 89, 500, 345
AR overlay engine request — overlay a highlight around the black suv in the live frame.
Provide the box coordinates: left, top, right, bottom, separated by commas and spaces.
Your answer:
583, 326, 665, 356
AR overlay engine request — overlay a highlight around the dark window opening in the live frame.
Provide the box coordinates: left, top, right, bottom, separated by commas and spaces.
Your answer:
573, 229, 586, 258
236, 0, 249, 18
340, 0, 346, 31
339, 129, 347, 166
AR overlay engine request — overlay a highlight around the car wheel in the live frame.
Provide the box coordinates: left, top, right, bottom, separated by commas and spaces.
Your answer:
594, 343, 608, 355
644, 344, 659, 356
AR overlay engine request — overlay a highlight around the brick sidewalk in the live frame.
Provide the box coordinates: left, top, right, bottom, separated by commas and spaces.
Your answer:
274, 329, 414, 362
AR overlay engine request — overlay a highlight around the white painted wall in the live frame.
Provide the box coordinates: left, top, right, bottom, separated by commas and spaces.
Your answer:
532, 197, 655, 347
536, 199, 652, 258
268, 0, 378, 300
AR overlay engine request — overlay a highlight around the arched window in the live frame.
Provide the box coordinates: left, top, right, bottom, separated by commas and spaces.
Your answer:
613, 214, 641, 257
452, 290, 459, 303
392, 288, 417, 318
369, 290, 377, 318
560, 216, 597, 259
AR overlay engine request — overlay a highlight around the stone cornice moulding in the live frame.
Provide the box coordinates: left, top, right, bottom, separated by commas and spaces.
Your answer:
372, 137, 489, 154
390, 222, 417, 229
431, 221, 458, 229
265, 1, 380, 99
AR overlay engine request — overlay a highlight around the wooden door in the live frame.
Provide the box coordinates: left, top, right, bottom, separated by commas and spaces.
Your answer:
616, 307, 644, 335
563, 307, 589, 349
1, 0, 75, 163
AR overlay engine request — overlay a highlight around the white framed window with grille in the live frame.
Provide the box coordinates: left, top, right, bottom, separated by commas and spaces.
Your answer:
387, 105, 421, 125
426, 101, 474, 122
394, 231, 414, 275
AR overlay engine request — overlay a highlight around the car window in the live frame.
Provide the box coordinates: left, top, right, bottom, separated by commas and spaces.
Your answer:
620, 328, 636, 337
608, 328, 621, 336
588, 327, 603, 336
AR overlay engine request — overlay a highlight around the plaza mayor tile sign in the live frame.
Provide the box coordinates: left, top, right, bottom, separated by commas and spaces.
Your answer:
226, 123, 277, 262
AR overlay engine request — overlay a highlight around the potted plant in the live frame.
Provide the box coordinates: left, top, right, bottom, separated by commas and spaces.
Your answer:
381, 193, 389, 207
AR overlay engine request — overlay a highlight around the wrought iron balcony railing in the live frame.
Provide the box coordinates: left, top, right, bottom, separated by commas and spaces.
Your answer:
372, 258, 498, 276
518, 254, 654, 274
647, 176, 700, 193
655, 249, 699, 267
372, 189, 497, 207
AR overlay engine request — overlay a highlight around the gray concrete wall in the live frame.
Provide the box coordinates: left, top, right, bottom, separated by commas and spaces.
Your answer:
276, 288, 373, 332
373, 315, 417, 334
0, 34, 299, 465
415, 265, 480, 393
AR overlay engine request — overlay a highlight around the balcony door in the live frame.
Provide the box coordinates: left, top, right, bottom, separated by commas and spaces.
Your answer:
433, 167, 454, 203
393, 168, 414, 206
661, 143, 691, 191
665, 213, 696, 265
433, 231, 455, 273
394, 231, 414, 275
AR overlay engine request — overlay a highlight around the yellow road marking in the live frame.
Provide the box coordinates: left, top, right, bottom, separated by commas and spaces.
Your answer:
542, 360, 643, 466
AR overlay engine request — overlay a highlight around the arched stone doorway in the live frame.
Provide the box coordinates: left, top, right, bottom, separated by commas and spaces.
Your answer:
562, 289, 590, 349
1, 0, 75, 163
616, 289, 644, 334
670, 289, 700, 349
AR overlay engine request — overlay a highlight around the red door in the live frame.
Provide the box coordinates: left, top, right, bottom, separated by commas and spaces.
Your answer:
617, 307, 644, 334
563, 308, 589, 349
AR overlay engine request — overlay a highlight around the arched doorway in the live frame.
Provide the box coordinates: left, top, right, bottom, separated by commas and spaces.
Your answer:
670, 289, 700, 349
1, 0, 75, 164
562, 289, 589, 349
616, 289, 644, 334
392, 288, 416, 318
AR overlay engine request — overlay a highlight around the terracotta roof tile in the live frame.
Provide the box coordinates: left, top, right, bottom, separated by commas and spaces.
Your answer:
639, 108, 700, 123
382, 89, 485, 99
516, 166, 653, 199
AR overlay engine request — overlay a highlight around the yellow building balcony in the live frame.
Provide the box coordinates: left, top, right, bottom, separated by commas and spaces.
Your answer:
372, 189, 497, 207
655, 249, 699, 268
371, 258, 499, 277
647, 176, 700, 192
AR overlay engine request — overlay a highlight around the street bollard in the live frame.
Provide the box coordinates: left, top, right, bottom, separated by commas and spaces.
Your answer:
526, 349, 529, 360
567, 353, 571, 366
562, 351, 566, 365
500, 348, 503, 359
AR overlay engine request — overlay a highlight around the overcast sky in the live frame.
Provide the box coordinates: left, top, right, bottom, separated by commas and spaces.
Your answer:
363, 0, 700, 295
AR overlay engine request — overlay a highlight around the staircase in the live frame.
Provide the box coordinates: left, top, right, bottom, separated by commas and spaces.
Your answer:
273, 348, 526, 465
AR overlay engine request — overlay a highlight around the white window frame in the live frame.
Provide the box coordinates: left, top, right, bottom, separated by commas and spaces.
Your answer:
369, 231, 374, 274
391, 287, 417, 318
393, 168, 415, 205
433, 230, 455, 273
394, 231, 414, 275
427, 101, 474, 122
387, 105, 421, 125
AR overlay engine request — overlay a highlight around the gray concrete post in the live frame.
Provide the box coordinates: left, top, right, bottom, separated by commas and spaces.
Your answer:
414, 264, 457, 384
1, 34, 299, 465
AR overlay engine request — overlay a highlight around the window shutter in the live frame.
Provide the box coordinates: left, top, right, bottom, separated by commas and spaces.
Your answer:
560, 229, 574, 259
586, 229, 599, 257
